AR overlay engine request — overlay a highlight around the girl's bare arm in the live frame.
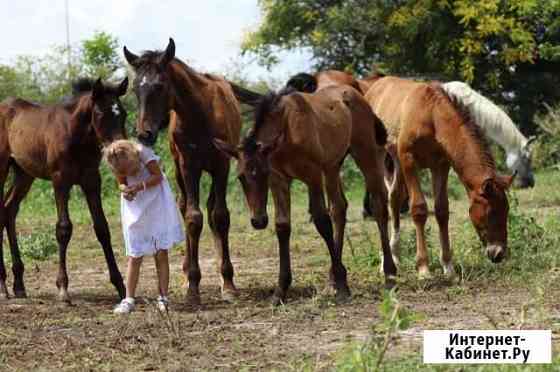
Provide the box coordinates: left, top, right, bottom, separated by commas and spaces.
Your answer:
129, 160, 163, 192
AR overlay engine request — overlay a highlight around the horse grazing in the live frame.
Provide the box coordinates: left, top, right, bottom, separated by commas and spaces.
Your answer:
217, 79, 396, 304
123, 38, 241, 304
442, 82, 535, 188
364, 76, 514, 278
0, 77, 128, 301
362, 78, 536, 219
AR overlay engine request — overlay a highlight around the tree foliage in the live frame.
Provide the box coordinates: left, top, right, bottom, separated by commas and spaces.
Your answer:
0, 31, 123, 103
243, 0, 560, 133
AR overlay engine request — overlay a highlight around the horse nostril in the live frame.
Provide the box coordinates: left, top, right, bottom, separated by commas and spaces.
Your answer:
487, 245, 505, 263
251, 215, 268, 230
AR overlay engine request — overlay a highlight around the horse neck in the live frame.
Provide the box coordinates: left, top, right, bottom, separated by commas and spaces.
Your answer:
437, 106, 496, 193
68, 95, 95, 144
168, 61, 209, 125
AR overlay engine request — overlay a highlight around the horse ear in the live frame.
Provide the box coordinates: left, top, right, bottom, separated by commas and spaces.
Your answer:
158, 38, 175, 67
258, 132, 285, 157
116, 77, 129, 97
525, 135, 537, 149
123, 46, 140, 68
213, 138, 238, 159
91, 78, 105, 101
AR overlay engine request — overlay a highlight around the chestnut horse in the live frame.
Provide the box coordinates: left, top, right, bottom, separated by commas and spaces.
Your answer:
0, 77, 128, 301
123, 39, 241, 304
364, 76, 514, 278
216, 81, 396, 304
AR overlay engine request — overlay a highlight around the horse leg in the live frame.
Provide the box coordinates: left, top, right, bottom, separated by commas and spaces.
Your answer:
270, 173, 292, 305
53, 183, 73, 302
387, 156, 406, 268
5, 166, 33, 298
431, 164, 454, 278
0, 158, 10, 299
323, 169, 351, 300
80, 173, 125, 299
180, 163, 203, 305
173, 156, 186, 217
400, 151, 430, 279
307, 175, 349, 299
362, 191, 373, 219
207, 169, 237, 302
351, 146, 397, 286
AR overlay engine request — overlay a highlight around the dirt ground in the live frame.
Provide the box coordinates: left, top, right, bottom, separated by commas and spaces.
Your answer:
1, 189, 559, 372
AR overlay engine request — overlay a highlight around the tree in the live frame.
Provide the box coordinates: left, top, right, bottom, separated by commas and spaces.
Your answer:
243, 0, 560, 133
81, 31, 121, 79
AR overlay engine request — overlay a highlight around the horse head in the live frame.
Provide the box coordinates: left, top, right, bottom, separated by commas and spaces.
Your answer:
507, 136, 536, 188
213, 133, 284, 230
468, 173, 515, 263
74, 77, 128, 146
123, 38, 175, 146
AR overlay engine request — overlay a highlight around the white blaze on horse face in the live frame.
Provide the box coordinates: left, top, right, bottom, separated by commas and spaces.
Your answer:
112, 103, 120, 116
506, 152, 519, 169
140, 76, 148, 87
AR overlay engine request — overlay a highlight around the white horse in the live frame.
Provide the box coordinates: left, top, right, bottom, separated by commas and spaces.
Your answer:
441, 81, 535, 188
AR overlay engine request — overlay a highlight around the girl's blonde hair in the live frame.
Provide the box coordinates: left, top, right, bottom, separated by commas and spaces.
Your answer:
103, 140, 142, 177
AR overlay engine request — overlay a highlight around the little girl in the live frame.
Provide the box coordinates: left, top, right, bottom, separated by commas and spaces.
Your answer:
104, 140, 185, 314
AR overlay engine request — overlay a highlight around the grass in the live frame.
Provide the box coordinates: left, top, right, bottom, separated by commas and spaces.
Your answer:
0, 145, 559, 371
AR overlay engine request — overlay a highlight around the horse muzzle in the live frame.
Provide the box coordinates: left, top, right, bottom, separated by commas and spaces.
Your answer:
486, 244, 506, 263
137, 130, 157, 147
251, 214, 269, 230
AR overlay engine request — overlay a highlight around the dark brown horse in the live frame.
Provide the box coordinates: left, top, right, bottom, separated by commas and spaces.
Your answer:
216, 79, 396, 304
0, 77, 128, 301
123, 39, 241, 304
364, 76, 514, 278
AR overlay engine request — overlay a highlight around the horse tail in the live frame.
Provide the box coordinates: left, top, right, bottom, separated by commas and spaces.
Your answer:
228, 81, 264, 107
285, 72, 318, 93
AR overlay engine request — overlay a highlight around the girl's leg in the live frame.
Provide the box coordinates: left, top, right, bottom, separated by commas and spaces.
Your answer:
126, 256, 143, 299
154, 250, 169, 297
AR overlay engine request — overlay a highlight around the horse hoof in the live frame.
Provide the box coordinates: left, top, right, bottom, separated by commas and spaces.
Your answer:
221, 289, 238, 303
271, 295, 285, 307
418, 268, 432, 281
0, 292, 9, 301
14, 290, 27, 299
186, 289, 201, 306
384, 276, 398, 291
335, 286, 351, 303
271, 288, 287, 306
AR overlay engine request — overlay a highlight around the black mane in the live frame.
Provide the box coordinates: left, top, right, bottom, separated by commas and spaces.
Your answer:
243, 84, 297, 152
60, 77, 96, 107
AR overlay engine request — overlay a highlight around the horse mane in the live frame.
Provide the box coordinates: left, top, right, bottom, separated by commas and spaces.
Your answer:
60, 77, 97, 108
243, 86, 296, 152
285, 73, 318, 93
431, 82, 496, 171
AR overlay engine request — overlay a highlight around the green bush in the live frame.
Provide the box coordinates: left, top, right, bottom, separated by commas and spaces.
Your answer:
532, 104, 560, 169
19, 231, 58, 261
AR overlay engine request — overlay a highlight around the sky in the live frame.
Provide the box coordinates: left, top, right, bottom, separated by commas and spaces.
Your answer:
0, 0, 312, 82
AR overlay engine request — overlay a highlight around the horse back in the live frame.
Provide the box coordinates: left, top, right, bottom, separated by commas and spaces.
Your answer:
365, 77, 437, 144
279, 87, 352, 167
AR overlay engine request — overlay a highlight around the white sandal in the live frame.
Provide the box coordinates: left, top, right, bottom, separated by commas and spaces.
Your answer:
156, 296, 169, 312
113, 298, 135, 314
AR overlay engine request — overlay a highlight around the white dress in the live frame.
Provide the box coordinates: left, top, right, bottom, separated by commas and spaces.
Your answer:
121, 145, 185, 257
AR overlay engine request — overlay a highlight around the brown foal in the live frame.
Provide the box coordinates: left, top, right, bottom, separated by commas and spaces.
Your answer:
216, 81, 396, 304
364, 76, 514, 278
0, 78, 128, 301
